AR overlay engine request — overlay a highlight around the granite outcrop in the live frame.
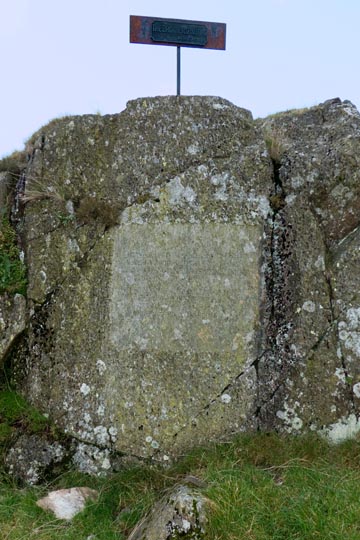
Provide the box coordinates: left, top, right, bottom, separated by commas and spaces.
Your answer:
2, 96, 360, 475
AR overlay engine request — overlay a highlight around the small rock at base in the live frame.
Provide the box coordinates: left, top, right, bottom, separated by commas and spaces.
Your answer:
36, 487, 98, 520
128, 484, 207, 540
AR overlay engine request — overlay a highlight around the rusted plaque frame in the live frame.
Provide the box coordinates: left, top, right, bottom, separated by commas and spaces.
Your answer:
130, 15, 226, 50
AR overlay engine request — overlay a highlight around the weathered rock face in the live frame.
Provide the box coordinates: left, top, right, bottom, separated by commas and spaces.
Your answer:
5, 434, 67, 485
257, 98, 360, 441
5, 96, 360, 470
0, 293, 26, 367
14, 97, 271, 465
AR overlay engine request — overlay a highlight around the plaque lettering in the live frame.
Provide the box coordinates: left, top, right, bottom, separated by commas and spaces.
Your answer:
151, 21, 208, 46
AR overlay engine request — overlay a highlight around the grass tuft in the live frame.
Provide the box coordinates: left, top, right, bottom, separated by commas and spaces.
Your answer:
0, 390, 51, 454
265, 132, 285, 164
0, 151, 27, 178
20, 175, 66, 206
75, 196, 120, 228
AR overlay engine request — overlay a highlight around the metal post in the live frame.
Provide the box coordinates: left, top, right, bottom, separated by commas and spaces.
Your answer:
177, 46, 181, 96
131, 17, 226, 96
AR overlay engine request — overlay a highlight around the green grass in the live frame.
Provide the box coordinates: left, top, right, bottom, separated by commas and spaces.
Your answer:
0, 390, 51, 448
0, 212, 27, 295
0, 466, 163, 540
1, 432, 360, 539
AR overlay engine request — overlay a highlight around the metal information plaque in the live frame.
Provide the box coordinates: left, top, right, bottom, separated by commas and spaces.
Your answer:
130, 15, 226, 50
130, 15, 226, 95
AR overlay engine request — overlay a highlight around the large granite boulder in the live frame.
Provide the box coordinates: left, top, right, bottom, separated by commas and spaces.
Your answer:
14, 97, 272, 463
5, 96, 360, 472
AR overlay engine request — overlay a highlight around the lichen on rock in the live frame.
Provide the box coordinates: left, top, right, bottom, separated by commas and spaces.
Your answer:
3, 96, 360, 477
257, 97, 360, 435
128, 485, 207, 540
11, 96, 270, 466
5, 434, 67, 485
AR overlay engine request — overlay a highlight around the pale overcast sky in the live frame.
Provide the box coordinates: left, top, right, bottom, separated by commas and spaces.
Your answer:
1, 0, 359, 157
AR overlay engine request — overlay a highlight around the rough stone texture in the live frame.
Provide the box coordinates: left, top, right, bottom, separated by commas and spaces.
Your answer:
15, 96, 271, 463
257, 98, 360, 439
0, 293, 26, 367
5, 95, 360, 470
36, 487, 98, 520
72, 442, 113, 475
128, 485, 207, 540
5, 434, 67, 484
